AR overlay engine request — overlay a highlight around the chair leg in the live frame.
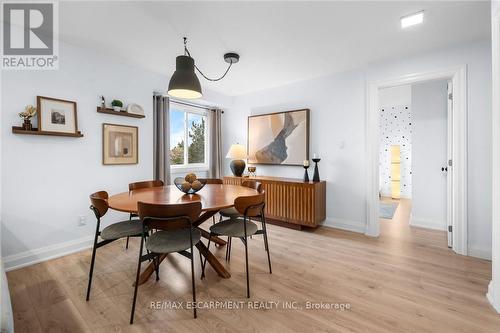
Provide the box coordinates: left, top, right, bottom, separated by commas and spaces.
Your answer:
86, 223, 100, 301
225, 237, 230, 261
262, 216, 272, 274
201, 234, 212, 279
130, 236, 144, 324
244, 235, 250, 298
126, 236, 130, 250
153, 255, 160, 281
190, 244, 197, 319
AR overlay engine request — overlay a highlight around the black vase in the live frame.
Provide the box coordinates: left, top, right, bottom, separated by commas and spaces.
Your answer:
230, 159, 246, 177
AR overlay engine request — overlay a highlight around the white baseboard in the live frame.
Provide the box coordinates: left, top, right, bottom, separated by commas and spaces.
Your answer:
409, 217, 446, 231
468, 246, 492, 260
322, 218, 366, 234
487, 281, 500, 313
2, 236, 94, 272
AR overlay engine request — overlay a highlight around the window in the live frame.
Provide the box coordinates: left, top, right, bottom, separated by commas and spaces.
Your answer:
169, 103, 208, 169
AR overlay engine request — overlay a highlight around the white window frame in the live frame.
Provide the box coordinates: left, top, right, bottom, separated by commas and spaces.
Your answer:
169, 102, 209, 172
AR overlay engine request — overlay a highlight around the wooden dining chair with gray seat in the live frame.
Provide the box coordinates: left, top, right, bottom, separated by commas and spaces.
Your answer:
125, 180, 164, 249
130, 201, 202, 324
202, 192, 272, 298
219, 180, 263, 259
86, 191, 145, 302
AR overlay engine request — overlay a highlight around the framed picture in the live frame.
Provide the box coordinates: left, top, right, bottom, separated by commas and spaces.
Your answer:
248, 109, 309, 166
37, 96, 78, 134
102, 123, 138, 165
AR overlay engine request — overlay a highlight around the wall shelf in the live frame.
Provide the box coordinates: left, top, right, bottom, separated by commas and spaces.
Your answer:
12, 126, 84, 137
97, 107, 145, 119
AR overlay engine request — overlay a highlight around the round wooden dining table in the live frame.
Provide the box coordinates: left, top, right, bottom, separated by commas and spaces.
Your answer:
107, 184, 259, 284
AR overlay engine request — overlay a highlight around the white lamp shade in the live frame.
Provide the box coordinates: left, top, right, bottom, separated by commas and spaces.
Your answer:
226, 144, 247, 159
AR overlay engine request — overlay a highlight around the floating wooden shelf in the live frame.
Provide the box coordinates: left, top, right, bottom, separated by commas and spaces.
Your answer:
97, 107, 145, 118
12, 126, 84, 137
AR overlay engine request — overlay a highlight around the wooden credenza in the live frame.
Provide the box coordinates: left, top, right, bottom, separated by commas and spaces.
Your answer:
223, 175, 326, 229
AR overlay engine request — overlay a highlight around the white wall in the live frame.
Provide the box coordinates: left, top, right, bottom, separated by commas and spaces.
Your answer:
378, 85, 412, 198
411, 80, 448, 230
0, 41, 231, 270
226, 40, 492, 258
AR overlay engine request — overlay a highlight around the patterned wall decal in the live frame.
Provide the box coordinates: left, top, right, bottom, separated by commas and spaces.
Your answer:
379, 105, 412, 198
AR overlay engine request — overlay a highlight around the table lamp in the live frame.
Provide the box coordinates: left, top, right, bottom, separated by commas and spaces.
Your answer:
226, 144, 247, 177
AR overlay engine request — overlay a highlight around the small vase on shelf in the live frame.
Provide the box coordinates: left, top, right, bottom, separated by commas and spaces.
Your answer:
303, 159, 310, 182
312, 153, 321, 182
22, 119, 33, 131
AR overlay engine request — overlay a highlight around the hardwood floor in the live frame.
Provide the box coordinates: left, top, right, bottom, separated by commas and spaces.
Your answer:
7, 203, 499, 332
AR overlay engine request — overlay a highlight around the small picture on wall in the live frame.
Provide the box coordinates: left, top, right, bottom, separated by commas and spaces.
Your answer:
102, 123, 138, 165
37, 96, 78, 134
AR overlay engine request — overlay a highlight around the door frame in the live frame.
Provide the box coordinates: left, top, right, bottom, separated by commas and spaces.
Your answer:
365, 65, 468, 256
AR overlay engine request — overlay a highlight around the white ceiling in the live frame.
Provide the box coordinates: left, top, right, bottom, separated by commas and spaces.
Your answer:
60, 1, 490, 96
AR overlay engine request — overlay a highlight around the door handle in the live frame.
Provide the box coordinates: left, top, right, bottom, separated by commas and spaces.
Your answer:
441, 167, 448, 172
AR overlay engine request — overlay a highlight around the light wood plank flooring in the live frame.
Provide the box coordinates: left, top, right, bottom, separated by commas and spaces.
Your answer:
7, 201, 499, 332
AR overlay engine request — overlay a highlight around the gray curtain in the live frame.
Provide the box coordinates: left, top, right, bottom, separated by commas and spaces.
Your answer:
153, 94, 171, 184
208, 108, 223, 179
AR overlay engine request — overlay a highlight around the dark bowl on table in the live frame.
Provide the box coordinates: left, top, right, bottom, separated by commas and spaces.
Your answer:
174, 177, 207, 194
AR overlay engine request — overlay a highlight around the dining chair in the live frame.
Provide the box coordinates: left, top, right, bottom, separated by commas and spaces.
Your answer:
202, 192, 272, 298
125, 180, 164, 249
86, 191, 145, 301
130, 201, 202, 324
219, 180, 263, 258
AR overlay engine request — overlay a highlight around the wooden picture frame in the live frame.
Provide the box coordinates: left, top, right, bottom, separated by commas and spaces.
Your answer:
37, 96, 79, 134
102, 123, 138, 165
247, 109, 310, 166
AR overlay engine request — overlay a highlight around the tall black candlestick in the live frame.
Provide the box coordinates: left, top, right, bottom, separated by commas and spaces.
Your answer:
312, 158, 321, 182
303, 165, 310, 182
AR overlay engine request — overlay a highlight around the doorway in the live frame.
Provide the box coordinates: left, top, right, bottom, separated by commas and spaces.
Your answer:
378, 80, 452, 247
366, 66, 468, 256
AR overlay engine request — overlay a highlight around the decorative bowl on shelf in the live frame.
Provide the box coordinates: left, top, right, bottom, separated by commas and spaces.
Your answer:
174, 174, 206, 194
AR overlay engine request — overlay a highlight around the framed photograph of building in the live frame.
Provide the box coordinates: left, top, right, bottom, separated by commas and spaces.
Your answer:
248, 109, 309, 165
37, 96, 78, 134
102, 123, 138, 165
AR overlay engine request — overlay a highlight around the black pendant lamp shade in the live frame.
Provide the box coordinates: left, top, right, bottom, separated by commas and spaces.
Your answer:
168, 55, 202, 99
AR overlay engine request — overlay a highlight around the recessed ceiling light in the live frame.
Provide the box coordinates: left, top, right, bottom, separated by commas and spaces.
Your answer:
401, 11, 424, 29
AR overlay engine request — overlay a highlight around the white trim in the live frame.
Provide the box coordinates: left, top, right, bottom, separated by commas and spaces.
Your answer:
366, 66, 468, 257
322, 218, 366, 234
489, 5, 500, 314
2, 236, 93, 272
487, 282, 500, 312
409, 218, 446, 231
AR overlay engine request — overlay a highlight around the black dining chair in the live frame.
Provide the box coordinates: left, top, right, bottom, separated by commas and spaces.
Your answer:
219, 180, 263, 259
86, 191, 145, 301
130, 201, 202, 324
125, 180, 164, 249
199, 178, 224, 225
202, 192, 272, 298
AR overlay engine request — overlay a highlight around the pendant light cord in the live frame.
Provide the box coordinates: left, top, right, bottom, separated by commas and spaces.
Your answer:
183, 37, 234, 82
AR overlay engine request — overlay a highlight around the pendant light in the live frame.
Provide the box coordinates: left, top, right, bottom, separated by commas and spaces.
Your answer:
168, 37, 239, 99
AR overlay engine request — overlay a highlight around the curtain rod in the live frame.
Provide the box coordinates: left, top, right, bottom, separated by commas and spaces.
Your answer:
153, 93, 224, 113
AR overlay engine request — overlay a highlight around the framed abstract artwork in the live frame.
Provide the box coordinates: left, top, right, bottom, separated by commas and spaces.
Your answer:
247, 109, 309, 166
37, 96, 78, 134
102, 123, 138, 165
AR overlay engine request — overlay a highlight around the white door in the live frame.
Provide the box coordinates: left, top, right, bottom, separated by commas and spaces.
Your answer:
446, 81, 453, 248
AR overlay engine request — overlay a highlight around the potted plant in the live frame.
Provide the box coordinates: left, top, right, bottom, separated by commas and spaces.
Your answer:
111, 99, 123, 112
19, 105, 37, 130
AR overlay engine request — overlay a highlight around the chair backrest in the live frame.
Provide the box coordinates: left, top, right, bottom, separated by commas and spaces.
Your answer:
89, 191, 109, 218
137, 201, 202, 230
129, 180, 164, 191
200, 178, 223, 185
234, 191, 265, 217
242, 180, 263, 193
